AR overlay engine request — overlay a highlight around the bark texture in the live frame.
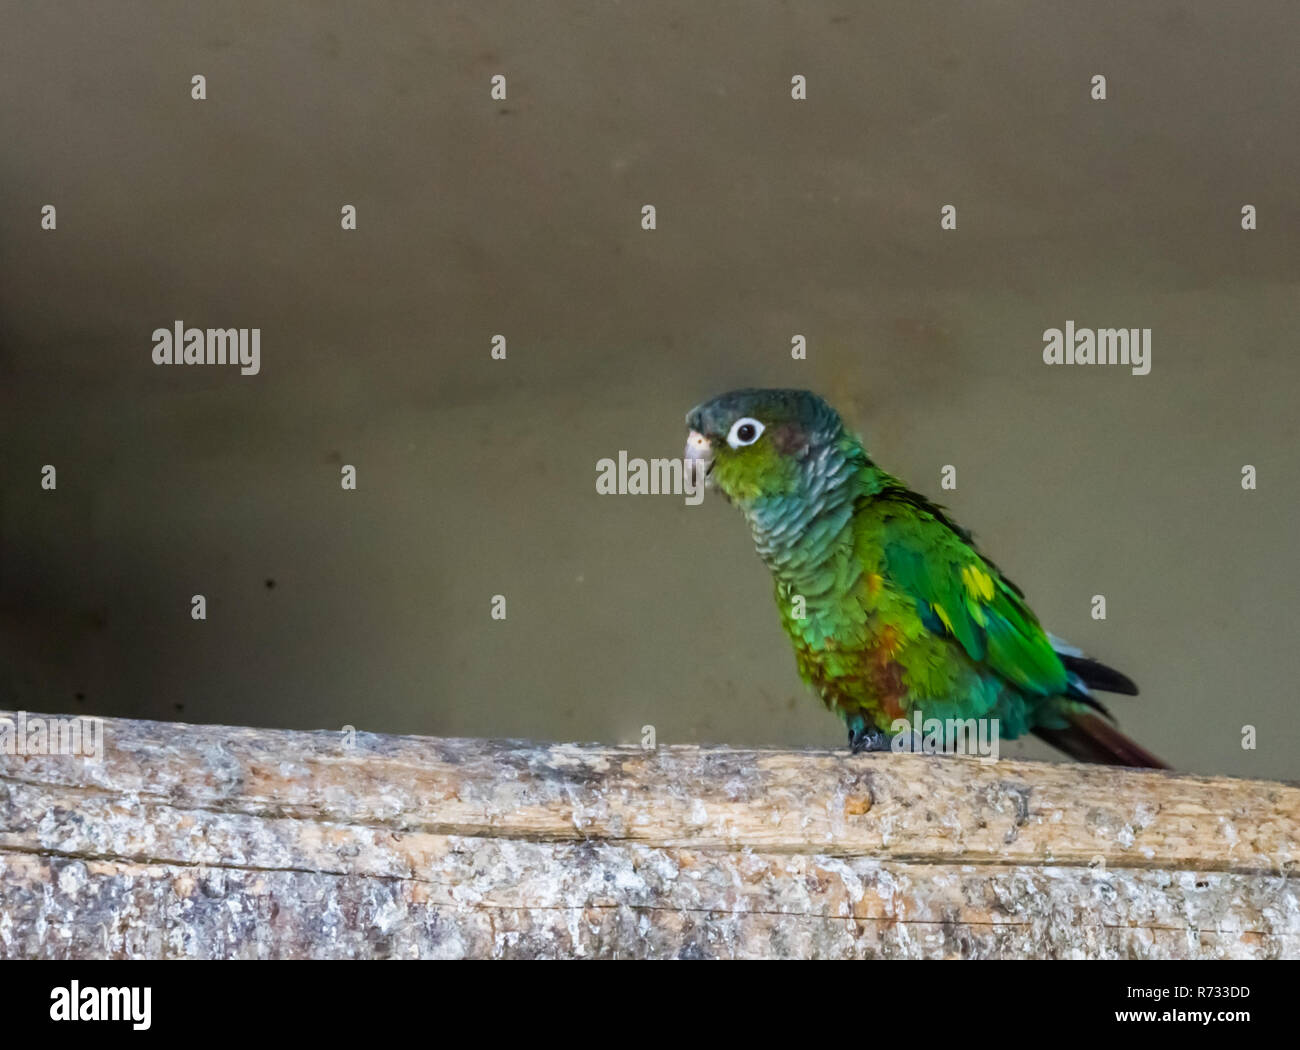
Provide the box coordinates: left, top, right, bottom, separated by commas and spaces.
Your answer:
1, 712, 1296, 958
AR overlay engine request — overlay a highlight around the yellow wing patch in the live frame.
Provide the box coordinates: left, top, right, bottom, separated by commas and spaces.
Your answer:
932, 602, 954, 632
961, 565, 996, 602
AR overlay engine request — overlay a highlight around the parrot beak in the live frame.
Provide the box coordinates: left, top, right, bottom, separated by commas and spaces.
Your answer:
685, 429, 714, 489
685, 430, 711, 458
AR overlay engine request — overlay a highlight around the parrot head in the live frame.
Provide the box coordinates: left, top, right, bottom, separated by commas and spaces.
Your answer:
685, 388, 848, 506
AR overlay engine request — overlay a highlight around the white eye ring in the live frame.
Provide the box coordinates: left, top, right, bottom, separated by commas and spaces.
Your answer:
726, 417, 765, 449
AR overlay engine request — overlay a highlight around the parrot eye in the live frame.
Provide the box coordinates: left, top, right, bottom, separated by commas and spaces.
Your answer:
726, 417, 764, 449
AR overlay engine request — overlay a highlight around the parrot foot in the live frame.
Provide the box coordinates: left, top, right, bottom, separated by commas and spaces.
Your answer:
848, 724, 946, 755
847, 724, 894, 754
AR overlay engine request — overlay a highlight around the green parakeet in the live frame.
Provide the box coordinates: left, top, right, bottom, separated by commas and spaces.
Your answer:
686, 388, 1166, 767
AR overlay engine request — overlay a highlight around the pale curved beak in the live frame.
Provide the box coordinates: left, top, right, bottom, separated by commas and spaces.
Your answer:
685, 430, 712, 463
685, 429, 713, 488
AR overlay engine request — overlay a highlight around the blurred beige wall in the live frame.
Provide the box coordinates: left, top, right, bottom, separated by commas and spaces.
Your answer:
1, 1, 1297, 778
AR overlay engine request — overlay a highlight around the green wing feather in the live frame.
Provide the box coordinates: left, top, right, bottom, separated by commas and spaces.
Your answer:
872, 488, 1068, 697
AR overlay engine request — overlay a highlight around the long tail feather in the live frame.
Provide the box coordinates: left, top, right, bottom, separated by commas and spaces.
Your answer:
1033, 710, 1169, 769
1060, 653, 1139, 696
1047, 632, 1139, 697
